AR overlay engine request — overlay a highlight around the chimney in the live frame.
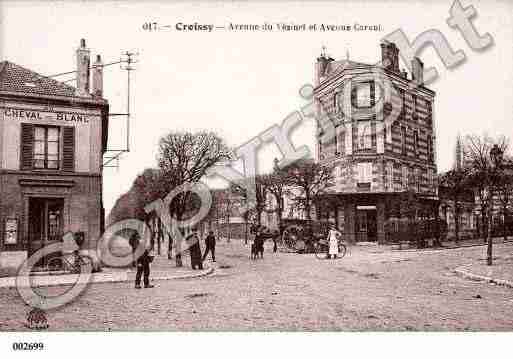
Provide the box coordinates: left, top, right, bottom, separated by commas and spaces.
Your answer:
316, 53, 334, 85
76, 38, 90, 97
92, 54, 103, 97
380, 41, 399, 73
411, 57, 424, 86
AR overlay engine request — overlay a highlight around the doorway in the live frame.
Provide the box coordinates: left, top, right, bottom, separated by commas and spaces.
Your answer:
28, 198, 64, 269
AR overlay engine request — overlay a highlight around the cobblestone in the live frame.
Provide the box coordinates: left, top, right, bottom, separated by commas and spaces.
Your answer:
1, 240, 513, 330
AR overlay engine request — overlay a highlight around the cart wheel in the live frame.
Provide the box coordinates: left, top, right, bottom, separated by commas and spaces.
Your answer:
314, 243, 328, 260
336, 243, 347, 259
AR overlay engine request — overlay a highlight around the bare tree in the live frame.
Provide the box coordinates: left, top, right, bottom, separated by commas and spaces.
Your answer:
232, 175, 268, 228
283, 159, 335, 235
157, 131, 231, 266
260, 170, 287, 232
464, 134, 508, 265
439, 167, 471, 243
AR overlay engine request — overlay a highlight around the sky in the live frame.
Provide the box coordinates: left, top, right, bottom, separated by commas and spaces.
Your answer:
1, 0, 512, 214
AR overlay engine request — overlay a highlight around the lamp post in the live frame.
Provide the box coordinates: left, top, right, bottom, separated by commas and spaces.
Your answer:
487, 144, 504, 265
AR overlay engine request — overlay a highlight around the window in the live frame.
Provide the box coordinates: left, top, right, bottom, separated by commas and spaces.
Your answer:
20, 123, 74, 172
401, 126, 407, 154
426, 101, 432, 125
427, 135, 433, 162
357, 162, 373, 183
414, 130, 419, 156
358, 121, 372, 149
335, 92, 343, 113
387, 162, 393, 189
353, 82, 372, 108
402, 165, 408, 188
33, 126, 60, 169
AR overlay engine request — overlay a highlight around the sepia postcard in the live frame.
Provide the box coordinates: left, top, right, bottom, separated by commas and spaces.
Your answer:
0, 0, 512, 357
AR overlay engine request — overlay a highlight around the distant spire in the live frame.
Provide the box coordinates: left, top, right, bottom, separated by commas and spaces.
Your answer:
455, 134, 463, 170
346, 44, 350, 60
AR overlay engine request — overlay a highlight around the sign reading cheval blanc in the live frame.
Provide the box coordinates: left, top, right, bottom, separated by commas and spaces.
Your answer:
3, 107, 90, 124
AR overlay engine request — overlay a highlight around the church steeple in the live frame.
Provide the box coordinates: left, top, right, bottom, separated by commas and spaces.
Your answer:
454, 134, 463, 170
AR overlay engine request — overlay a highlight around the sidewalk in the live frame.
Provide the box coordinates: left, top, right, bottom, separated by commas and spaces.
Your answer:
454, 248, 513, 289
392, 237, 512, 252
0, 254, 214, 289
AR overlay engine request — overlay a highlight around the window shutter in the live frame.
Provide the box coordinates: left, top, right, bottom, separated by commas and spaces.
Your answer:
20, 123, 34, 170
62, 126, 75, 172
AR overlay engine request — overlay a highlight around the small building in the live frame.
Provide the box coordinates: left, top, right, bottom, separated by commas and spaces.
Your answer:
0, 39, 109, 272
313, 42, 438, 243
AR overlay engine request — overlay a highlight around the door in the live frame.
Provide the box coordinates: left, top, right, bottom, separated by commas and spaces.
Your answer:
28, 198, 64, 269
367, 210, 377, 241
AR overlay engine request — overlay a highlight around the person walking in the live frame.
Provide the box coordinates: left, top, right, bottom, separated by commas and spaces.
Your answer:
326, 224, 341, 259
202, 230, 216, 262
128, 230, 140, 268
187, 228, 203, 270
135, 248, 154, 289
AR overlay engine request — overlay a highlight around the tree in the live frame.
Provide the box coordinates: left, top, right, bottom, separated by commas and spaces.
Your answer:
283, 159, 335, 236
157, 131, 231, 266
231, 175, 268, 228
260, 170, 287, 233
439, 167, 470, 243
464, 134, 508, 265
495, 161, 513, 242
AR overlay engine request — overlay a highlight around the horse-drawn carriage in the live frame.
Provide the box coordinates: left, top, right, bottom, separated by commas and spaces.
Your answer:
279, 219, 332, 253
249, 219, 346, 258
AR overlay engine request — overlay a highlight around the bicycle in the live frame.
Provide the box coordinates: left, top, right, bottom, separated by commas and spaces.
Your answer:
314, 238, 347, 260
47, 250, 93, 274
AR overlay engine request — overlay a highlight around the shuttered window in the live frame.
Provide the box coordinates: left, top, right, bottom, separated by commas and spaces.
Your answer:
19, 124, 74, 171
20, 123, 34, 170
62, 126, 75, 172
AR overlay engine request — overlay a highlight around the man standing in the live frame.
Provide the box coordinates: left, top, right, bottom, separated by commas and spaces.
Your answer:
135, 249, 154, 289
202, 230, 216, 262
128, 230, 140, 268
187, 228, 203, 270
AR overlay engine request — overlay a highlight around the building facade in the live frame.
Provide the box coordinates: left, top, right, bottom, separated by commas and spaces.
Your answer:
0, 39, 109, 272
313, 42, 438, 243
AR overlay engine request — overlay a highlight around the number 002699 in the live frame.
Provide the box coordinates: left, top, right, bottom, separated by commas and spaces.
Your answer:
12, 342, 44, 351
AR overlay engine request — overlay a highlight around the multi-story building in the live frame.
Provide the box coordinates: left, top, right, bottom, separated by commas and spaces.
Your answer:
0, 39, 109, 272
313, 41, 438, 243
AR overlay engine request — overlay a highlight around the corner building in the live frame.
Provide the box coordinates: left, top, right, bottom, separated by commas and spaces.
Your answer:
0, 39, 108, 271
314, 42, 438, 243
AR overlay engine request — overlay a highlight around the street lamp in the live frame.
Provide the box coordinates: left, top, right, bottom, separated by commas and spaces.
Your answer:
487, 144, 504, 265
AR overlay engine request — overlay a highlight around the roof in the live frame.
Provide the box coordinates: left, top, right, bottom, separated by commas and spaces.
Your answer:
0, 61, 77, 98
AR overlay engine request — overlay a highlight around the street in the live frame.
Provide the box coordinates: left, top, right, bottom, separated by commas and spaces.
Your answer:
1, 240, 513, 331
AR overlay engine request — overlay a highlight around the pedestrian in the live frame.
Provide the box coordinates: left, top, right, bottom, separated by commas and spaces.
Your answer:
254, 228, 264, 259
135, 248, 154, 289
326, 224, 341, 259
202, 230, 216, 262
186, 228, 203, 270
128, 230, 140, 268
272, 229, 278, 253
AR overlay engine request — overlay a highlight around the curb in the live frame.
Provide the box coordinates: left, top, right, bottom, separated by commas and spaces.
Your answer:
0, 266, 214, 289
453, 266, 513, 289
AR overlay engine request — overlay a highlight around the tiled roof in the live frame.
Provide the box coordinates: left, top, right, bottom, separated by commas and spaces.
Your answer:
0, 61, 77, 97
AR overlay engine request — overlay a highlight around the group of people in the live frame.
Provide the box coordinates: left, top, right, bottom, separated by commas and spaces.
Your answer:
129, 223, 342, 289
129, 228, 217, 289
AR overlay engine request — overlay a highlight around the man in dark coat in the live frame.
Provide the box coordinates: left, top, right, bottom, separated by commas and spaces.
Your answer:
202, 230, 216, 262
135, 249, 154, 289
128, 230, 140, 268
187, 229, 203, 270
